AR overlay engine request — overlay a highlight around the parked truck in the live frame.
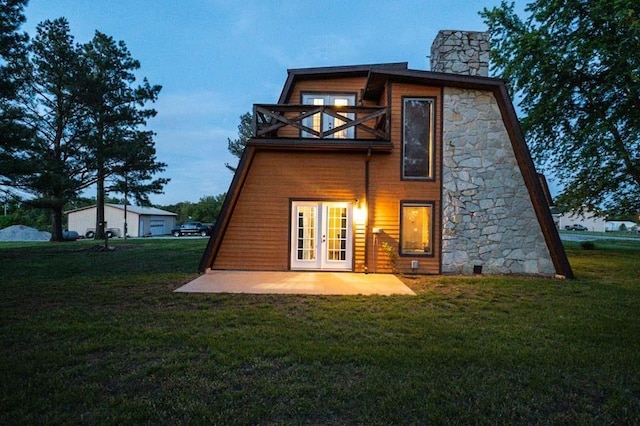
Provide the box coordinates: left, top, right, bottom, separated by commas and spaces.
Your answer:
171, 222, 212, 237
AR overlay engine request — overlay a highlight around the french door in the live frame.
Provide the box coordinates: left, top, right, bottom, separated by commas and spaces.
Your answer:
290, 201, 353, 271
301, 94, 355, 139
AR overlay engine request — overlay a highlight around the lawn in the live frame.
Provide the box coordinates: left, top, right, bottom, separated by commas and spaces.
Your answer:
1, 238, 639, 424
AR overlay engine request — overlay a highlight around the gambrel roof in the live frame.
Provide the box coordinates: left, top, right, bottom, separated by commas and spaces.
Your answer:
200, 63, 573, 278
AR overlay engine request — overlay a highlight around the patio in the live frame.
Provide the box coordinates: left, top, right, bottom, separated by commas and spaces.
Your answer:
175, 270, 415, 296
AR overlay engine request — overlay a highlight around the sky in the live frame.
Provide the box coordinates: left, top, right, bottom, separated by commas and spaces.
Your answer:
22, 0, 527, 206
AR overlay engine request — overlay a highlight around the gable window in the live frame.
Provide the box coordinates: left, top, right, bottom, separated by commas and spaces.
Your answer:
400, 201, 434, 256
402, 97, 435, 179
301, 93, 355, 139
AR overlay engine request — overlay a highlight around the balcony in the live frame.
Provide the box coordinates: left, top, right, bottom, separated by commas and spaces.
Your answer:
252, 104, 390, 141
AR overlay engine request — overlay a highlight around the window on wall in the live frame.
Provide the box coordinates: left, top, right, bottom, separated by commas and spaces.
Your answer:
402, 97, 435, 179
400, 202, 434, 255
301, 93, 355, 139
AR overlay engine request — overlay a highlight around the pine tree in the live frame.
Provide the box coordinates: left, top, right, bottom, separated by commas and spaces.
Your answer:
1, 18, 91, 241
81, 31, 164, 239
225, 112, 253, 172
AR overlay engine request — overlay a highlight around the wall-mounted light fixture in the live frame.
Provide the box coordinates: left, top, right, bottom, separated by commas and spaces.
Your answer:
353, 199, 367, 225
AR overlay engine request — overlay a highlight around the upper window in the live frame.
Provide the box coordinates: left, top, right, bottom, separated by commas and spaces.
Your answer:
301, 93, 355, 139
402, 97, 435, 179
400, 202, 434, 256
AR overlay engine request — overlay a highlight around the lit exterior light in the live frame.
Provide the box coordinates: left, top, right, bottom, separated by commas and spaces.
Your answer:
354, 202, 367, 225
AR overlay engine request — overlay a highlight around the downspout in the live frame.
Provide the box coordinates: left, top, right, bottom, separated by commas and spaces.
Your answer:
364, 148, 372, 273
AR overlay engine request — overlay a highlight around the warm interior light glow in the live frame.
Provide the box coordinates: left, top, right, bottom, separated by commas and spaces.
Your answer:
353, 202, 367, 225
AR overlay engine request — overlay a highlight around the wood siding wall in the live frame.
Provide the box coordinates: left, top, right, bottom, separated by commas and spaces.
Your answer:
368, 82, 442, 274
214, 78, 443, 274
213, 151, 367, 271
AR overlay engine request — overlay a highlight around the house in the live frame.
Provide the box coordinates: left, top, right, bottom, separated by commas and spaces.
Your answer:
557, 211, 607, 233
66, 204, 177, 238
556, 210, 639, 233
605, 221, 638, 232
605, 220, 638, 232
199, 30, 573, 278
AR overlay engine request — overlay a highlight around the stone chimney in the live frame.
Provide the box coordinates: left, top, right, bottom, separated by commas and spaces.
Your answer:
430, 30, 489, 77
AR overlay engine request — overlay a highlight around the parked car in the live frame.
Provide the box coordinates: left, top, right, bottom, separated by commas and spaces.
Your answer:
171, 222, 212, 237
564, 224, 588, 231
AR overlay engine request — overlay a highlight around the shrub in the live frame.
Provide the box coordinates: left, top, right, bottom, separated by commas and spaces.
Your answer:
581, 241, 596, 250
380, 242, 398, 273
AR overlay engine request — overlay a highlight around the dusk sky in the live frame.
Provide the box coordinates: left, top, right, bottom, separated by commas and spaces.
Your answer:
23, 0, 526, 205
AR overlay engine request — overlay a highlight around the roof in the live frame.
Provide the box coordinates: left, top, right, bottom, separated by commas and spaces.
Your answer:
278, 62, 409, 104
65, 204, 177, 216
362, 68, 506, 101
201, 63, 574, 278
278, 62, 508, 104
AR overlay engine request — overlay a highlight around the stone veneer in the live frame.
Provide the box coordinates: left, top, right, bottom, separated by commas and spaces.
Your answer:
441, 88, 556, 275
431, 30, 489, 77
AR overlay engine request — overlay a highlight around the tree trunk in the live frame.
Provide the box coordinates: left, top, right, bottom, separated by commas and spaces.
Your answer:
50, 206, 64, 242
95, 163, 105, 240
123, 197, 129, 240
123, 180, 128, 239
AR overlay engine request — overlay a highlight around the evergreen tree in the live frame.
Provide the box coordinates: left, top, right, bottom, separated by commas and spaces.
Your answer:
0, 0, 30, 195
0, 0, 28, 104
225, 111, 252, 172
1, 18, 167, 241
0, 18, 91, 241
81, 31, 164, 239
110, 130, 169, 207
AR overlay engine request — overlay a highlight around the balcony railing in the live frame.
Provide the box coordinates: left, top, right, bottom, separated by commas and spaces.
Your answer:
252, 104, 389, 140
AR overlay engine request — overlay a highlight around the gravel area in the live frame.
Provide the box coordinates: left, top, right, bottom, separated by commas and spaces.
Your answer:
0, 225, 51, 242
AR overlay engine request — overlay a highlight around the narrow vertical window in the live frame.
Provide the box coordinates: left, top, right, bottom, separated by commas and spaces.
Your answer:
402, 97, 434, 179
400, 202, 434, 255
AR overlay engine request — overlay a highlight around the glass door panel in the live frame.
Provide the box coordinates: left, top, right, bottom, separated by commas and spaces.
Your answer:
301, 94, 355, 139
296, 205, 316, 261
291, 201, 352, 270
332, 98, 350, 139
326, 206, 347, 262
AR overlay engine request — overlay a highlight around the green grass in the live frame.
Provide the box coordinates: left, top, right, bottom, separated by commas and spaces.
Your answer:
1, 238, 639, 424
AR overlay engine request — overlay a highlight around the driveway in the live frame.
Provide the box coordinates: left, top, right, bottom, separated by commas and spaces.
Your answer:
175, 270, 415, 296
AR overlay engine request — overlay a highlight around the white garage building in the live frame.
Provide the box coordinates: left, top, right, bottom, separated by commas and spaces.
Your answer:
556, 211, 606, 232
66, 204, 177, 238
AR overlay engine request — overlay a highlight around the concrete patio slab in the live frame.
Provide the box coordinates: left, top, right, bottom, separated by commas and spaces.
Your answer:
175, 270, 415, 296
